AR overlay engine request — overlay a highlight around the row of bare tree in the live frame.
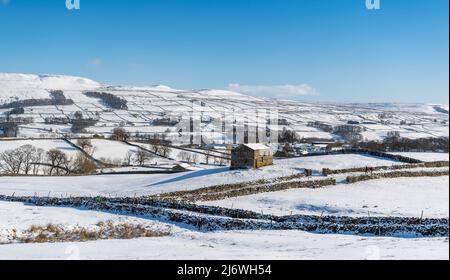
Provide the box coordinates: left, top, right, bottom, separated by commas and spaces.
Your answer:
0, 144, 96, 176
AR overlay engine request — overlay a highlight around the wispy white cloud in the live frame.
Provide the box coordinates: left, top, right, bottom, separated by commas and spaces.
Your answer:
228, 83, 318, 99
87, 58, 102, 68
0, 0, 11, 6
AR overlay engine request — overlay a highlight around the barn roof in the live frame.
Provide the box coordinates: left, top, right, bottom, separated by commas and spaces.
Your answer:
243, 143, 271, 151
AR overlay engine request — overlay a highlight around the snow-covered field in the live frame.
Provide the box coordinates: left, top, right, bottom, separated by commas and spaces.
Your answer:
273, 154, 401, 170
89, 139, 138, 163
0, 156, 448, 259
1, 73, 448, 260
202, 176, 449, 218
389, 152, 449, 162
0, 154, 407, 197
0, 186, 448, 259
0, 227, 447, 260
1, 73, 448, 142
0, 201, 170, 234
0, 139, 78, 157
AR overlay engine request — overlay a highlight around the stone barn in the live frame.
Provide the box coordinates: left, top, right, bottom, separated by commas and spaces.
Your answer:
231, 143, 273, 169
0, 123, 18, 138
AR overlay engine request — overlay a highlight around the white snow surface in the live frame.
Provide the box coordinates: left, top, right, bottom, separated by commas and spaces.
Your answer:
0, 199, 448, 260
389, 152, 449, 162
0, 139, 78, 156
0, 73, 100, 102
202, 176, 449, 218
0, 201, 169, 232
0, 154, 403, 197
0, 228, 447, 260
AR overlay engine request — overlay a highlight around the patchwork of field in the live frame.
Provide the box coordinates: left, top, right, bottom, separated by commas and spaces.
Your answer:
1, 74, 448, 142
0, 73, 448, 259
0, 151, 448, 259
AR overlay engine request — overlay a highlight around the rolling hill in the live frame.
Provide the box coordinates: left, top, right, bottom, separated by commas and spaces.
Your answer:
0, 73, 448, 142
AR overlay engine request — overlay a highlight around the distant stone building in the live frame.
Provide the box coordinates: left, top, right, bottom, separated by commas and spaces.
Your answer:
172, 163, 192, 172
231, 144, 273, 169
0, 122, 18, 137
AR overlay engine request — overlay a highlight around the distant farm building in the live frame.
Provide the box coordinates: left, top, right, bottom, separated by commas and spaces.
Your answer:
172, 163, 192, 172
231, 144, 273, 169
0, 122, 19, 137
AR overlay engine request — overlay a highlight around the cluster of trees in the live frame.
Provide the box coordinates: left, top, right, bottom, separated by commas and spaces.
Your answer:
148, 142, 171, 158
179, 150, 228, 165
7, 107, 25, 115
179, 151, 199, 163
0, 97, 74, 109
122, 147, 172, 166
0, 145, 45, 175
333, 125, 364, 142
84, 92, 128, 110
110, 127, 130, 141
433, 106, 449, 114
10, 116, 33, 124
278, 127, 299, 143
49, 90, 68, 102
122, 150, 155, 166
76, 137, 172, 167
307, 122, 365, 142
307, 121, 333, 133
0, 122, 19, 137
152, 117, 179, 126
70, 111, 99, 133
356, 137, 449, 153
45, 116, 70, 125
134, 131, 172, 145
71, 119, 98, 133
107, 129, 175, 165
0, 144, 97, 176
386, 131, 401, 140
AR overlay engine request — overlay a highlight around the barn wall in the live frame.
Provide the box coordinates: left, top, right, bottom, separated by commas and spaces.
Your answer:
231, 145, 273, 169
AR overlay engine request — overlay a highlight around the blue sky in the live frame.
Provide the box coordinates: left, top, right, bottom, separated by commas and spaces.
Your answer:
0, 0, 448, 103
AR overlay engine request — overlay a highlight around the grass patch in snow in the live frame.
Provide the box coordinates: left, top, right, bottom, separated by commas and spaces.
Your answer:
1, 221, 170, 245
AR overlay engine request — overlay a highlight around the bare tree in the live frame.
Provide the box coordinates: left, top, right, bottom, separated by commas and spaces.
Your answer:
179, 151, 192, 163
71, 152, 97, 175
123, 150, 134, 166
149, 143, 161, 155
135, 150, 153, 166
78, 138, 96, 156
0, 145, 45, 175
204, 148, 213, 164
0, 148, 24, 174
77, 138, 93, 151
32, 148, 45, 175
19, 145, 37, 175
111, 128, 130, 141
216, 156, 228, 166
46, 149, 71, 175
159, 145, 172, 158
191, 153, 199, 164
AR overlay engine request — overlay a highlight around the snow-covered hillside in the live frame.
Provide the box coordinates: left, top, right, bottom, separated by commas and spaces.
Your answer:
0, 73, 448, 142
0, 73, 100, 102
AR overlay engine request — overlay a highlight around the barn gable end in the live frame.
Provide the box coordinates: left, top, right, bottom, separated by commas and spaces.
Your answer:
230, 144, 273, 169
